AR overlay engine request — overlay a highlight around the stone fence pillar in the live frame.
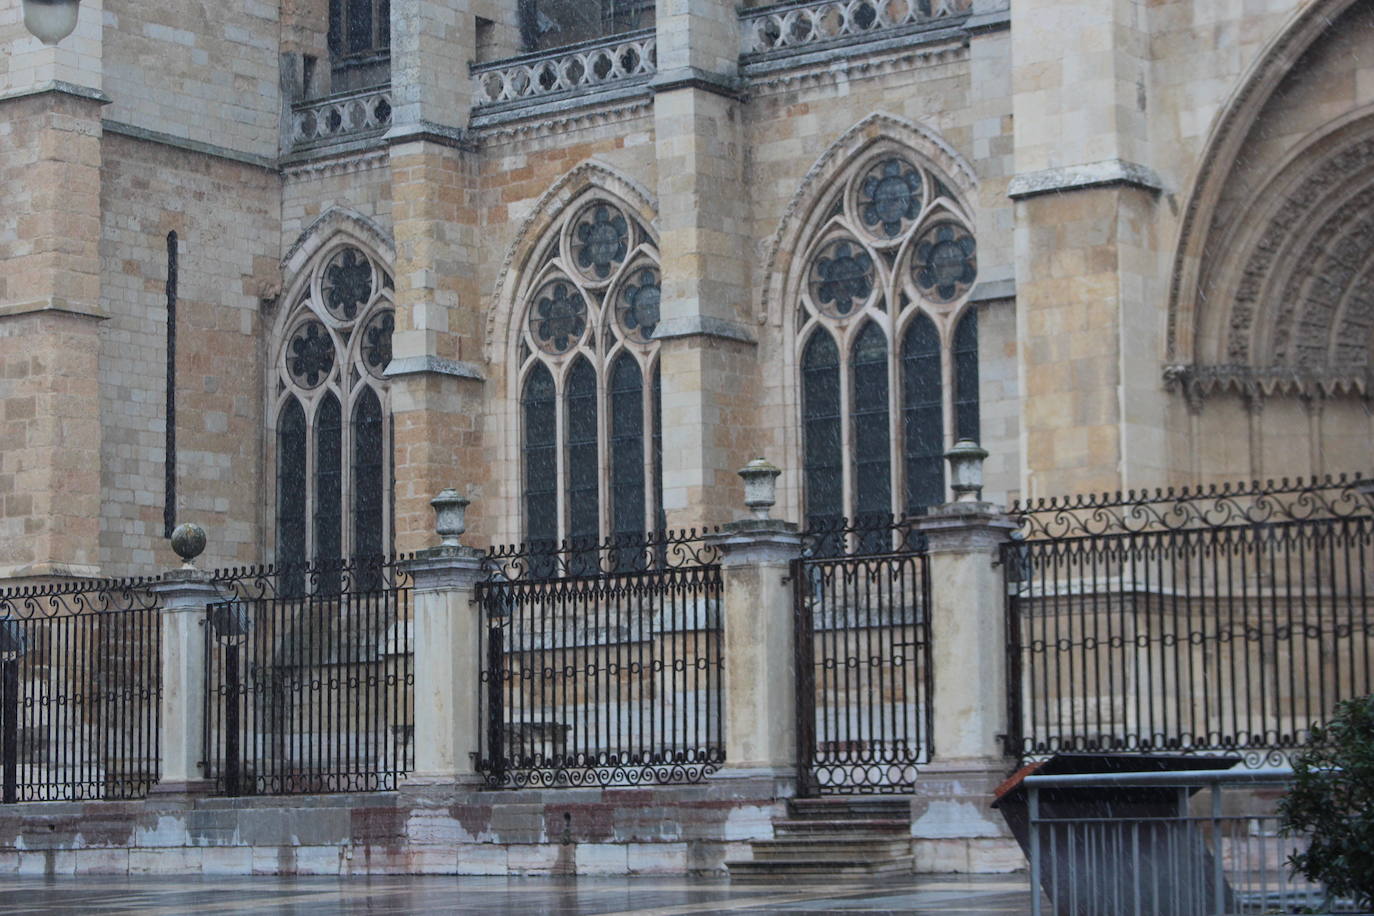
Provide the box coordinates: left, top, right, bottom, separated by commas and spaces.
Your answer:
909, 440, 1021, 871
708, 460, 802, 790
404, 489, 485, 787
149, 525, 217, 794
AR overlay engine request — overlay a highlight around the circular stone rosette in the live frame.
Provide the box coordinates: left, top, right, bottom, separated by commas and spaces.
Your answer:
528, 278, 588, 354
911, 222, 977, 303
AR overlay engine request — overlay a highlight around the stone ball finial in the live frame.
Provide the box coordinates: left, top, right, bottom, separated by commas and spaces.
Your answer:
738, 457, 782, 520
432, 488, 470, 548
170, 522, 207, 568
945, 439, 989, 503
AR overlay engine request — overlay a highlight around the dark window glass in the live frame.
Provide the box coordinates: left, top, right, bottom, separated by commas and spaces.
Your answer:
953, 309, 980, 443
315, 392, 343, 592
852, 323, 892, 550
352, 387, 385, 589
902, 314, 944, 515
523, 364, 558, 577
652, 363, 665, 535
565, 358, 600, 575
277, 397, 308, 595
330, 0, 388, 56
610, 355, 645, 570
802, 331, 843, 542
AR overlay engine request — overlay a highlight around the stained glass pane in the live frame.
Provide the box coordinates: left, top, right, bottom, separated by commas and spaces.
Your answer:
277, 397, 307, 596
523, 364, 558, 577
315, 393, 344, 593
954, 309, 980, 443
346, 0, 373, 54
902, 314, 944, 515
353, 388, 385, 590
852, 323, 892, 550
610, 355, 645, 572
652, 363, 665, 535
802, 331, 843, 544
565, 358, 600, 576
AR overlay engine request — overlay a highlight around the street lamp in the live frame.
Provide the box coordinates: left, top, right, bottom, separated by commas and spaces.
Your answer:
22, 0, 81, 46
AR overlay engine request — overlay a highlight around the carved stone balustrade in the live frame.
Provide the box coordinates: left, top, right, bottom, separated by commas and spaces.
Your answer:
741, 0, 971, 58
291, 85, 393, 150
471, 29, 657, 110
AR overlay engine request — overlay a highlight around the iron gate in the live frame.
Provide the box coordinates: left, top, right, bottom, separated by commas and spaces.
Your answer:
793, 519, 932, 795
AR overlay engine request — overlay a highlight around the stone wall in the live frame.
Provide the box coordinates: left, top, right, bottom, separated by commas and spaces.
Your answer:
98, 133, 279, 575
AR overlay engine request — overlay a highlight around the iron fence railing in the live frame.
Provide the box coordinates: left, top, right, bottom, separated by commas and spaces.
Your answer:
794, 515, 932, 795
475, 531, 724, 788
1023, 768, 1362, 915
0, 578, 161, 802
203, 555, 412, 796
1005, 476, 1374, 766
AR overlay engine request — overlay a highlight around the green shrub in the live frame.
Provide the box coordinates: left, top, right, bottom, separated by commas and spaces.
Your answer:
1278, 694, 1374, 908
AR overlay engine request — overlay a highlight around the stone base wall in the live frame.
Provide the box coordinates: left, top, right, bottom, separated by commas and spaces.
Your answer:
0, 779, 785, 877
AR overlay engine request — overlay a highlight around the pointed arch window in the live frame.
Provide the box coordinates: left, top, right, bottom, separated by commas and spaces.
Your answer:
516, 194, 664, 556
794, 150, 980, 527
273, 242, 395, 570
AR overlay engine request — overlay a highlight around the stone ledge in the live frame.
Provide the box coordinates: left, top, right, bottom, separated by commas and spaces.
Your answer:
1007, 159, 1164, 200
651, 316, 757, 344
383, 355, 486, 382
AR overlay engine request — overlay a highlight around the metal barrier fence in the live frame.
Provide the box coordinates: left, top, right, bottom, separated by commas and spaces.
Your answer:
794, 517, 932, 795
0, 578, 161, 802
203, 556, 412, 796
1005, 476, 1374, 766
1023, 768, 1359, 915
475, 532, 724, 788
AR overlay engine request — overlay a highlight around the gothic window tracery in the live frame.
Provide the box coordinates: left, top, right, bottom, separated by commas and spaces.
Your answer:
517, 194, 663, 555
274, 242, 395, 571
795, 149, 980, 528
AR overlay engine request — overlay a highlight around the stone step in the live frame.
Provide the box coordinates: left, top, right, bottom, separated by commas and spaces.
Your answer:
787, 797, 912, 821
773, 817, 911, 836
750, 836, 913, 861
725, 855, 914, 880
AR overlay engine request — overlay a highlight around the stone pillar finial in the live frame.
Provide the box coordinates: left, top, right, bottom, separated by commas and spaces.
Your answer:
738, 458, 781, 521
170, 522, 207, 569
945, 439, 989, 503
431, 489, 469, 548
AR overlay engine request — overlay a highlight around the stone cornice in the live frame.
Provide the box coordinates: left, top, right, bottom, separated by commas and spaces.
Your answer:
383, 355, 486, 382
102, 119, 278, 171
651, 316, 757, 345
1162, 363, 1372, 402
281, 148, 390, 181
0, 80, 110, 106
744, 34, 968, 99
468, 87, 653, 144
648, 67, 746, 101
383, 119, 476, 152
1008, 159, 1164, 200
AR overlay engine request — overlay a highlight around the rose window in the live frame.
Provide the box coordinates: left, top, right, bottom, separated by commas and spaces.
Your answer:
287, 320, 335, 388
809, 239, 875, 318
321, 246, 374, 320
529, 279, 588, 354
360, 309, 395, 379
572, 203, 630, 281
912, 222, 977, 303
617, 267, 661, 342
858, 158, 923, 239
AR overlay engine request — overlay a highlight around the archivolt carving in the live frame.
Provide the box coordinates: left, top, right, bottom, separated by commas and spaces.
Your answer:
1167, 0, 1366, 362
485, 160, 658, 359
758, 111, 977, 329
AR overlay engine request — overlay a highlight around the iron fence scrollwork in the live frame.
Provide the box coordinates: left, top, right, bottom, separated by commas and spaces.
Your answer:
1005, 474, 1374, 768
203, 555, 413, 796
0, 577, 163, 803
476, 530, 724, 789
794, 515, 932, 795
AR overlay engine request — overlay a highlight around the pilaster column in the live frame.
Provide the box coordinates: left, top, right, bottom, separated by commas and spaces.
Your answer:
908, 443, 1020, 871
1009, 0, 1168, 497
403, 490, 485, 785
652, 0, 756, 529
707, 460, 801, 784
149, 568, 218, 793
384, 2, 484, 550
0, 6, 108, 577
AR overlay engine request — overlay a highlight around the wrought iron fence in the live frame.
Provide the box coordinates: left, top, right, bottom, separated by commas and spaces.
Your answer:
794, 516, 932, 795
0, 578, 161, 802
475, 531, 724, 788
203, 556, 412, 796
1023, 768, 1360, 915
1005, 476, 1374, 766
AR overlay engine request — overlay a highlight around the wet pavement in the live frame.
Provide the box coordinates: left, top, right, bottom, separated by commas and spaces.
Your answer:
0, 874, 1034, 914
